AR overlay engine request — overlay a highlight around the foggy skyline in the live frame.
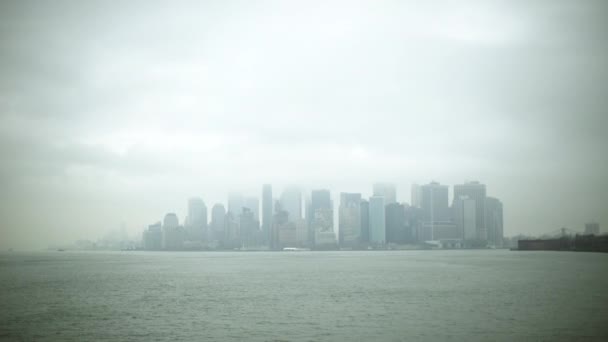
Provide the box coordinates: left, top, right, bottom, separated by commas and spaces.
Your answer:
1, 0, 607, 249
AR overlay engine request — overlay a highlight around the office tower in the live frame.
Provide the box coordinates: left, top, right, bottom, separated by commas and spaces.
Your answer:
313, 208, 336, 248
280, 186, 302, 222
295, 219, 308, 247
187, 197, 207, 241
143, 222, 162, 250
404, 205, 423, 243
385, 203, 407, 244
584, 222, 600, 235
411, 184, 422, 208
369, 196, 386, 245
244, 196, 260, 222
163, 213, 179, 229
162, 213, 183, 250
270, 206, 296, 249
339, 192, 362, 247
227, 192, 244, 217
453, 196, 477, 241
262, 184, 273, 241
373, 183, 397, 205
224, 212, 240, 248
360, 199, 370, 244
239, 208, 259, 248
485, 197, 504, 247
210, 203, 226, 242
454, 181, 487, 240
420, 182, 450, 223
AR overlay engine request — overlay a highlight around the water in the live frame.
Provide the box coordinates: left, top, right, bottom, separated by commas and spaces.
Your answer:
1, 250, 607, 341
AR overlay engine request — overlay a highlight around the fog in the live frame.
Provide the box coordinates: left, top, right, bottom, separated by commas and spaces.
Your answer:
1, 0, 607, 249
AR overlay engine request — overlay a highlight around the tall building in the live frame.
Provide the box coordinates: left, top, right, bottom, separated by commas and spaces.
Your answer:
313, 208, 336, 248
385, 203, 407, 244
339, 192, 362, 247
360, 199, 370, 244
373, 183, 397, 205
270, 206, 296, 249
280, 186, 302, 222
369, 196, 386, 245
143, 222, 162, 250
224, 212, 240, 248
210, 203, 226, 242
420, 182, 450, 223
239, 208, 259, 247
262, 184, 273, 241
453, 196, 477, 241
162, 213, 183, 250
411, 184, 422, 208
454, 181, 487, 241
485, 197, 503, 247
187, 197, 207, 241
244, 196, 260, 222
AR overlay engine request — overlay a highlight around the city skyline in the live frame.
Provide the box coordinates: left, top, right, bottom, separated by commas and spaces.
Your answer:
1, 1, 607, 249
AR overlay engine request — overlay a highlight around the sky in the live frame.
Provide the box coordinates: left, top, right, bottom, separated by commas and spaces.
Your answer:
1, 0, 607, 249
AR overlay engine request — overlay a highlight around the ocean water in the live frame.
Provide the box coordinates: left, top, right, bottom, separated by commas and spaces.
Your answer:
1, 250, 607, 341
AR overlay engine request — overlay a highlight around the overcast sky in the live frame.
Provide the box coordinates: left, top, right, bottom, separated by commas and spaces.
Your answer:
1, 0, 607, 249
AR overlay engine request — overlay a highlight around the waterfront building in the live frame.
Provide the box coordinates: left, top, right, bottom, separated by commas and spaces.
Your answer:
485, 197, 504, 247
339, 192, 362, 247
369, 196, 386, 245
360, 199, 370, 244
385, 203, 407, 244
453, 196, 476, 241
454, 181, 487, 241
187, 197, 207, 241
210, 203, 226, 242
262, 184, 273, 242
420, 182, 450, 223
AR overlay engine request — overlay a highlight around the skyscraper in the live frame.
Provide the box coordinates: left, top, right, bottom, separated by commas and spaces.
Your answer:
420, 182, 450, 223
280, 186, 302, 222
385, 202, 406, 244
453, 196, 476, 241
360, 199, 370, 244
187, 197, 207, 241
373, 183, 397, 205
369, 196, 386, 245
313, 208, 336, 248
454, 181, 487, 241
210, 203, 226, 242
262, 184, 273, 241
411, 184, 422, 208
339, 192, 361, 247
485, 197, 503, 247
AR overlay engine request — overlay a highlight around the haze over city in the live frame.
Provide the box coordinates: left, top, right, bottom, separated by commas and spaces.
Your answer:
1, 0, 607, 249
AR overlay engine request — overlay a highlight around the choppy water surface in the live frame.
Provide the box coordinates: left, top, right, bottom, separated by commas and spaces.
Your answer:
1, 250, 607, 341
